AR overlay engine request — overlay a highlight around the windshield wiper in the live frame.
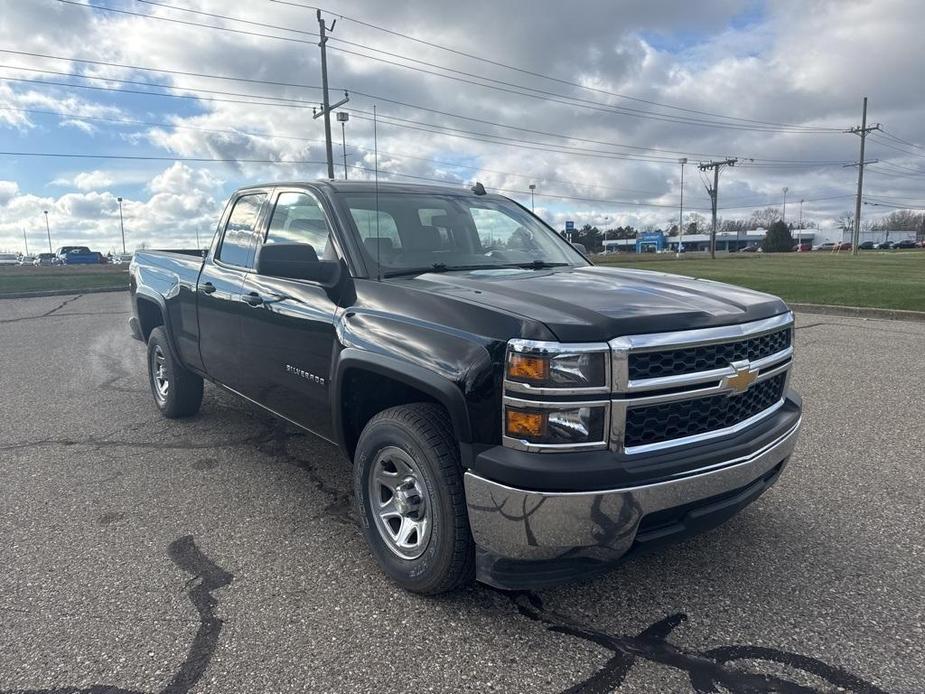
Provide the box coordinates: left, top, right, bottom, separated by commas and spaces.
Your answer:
383, 260, 570, 278
383, 263, 450, 278
514, 260, 570, 269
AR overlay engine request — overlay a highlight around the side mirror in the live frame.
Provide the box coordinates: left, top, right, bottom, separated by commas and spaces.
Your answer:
571, 242, 588, 255
256, 243, 342, 286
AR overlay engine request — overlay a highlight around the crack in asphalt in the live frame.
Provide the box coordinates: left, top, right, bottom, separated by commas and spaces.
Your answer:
492, 590, 890, 693
0, 294, 84, 324
0, 536, 233, 694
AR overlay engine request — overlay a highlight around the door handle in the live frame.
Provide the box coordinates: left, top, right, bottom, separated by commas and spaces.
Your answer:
200, 282, 216, 295
243, 291, 264, 307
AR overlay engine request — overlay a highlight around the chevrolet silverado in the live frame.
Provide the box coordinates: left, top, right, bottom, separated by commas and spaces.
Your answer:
129, 181, 801, 593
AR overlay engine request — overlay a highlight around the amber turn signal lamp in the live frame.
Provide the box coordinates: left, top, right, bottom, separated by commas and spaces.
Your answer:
506, 408, 547, 438
508, 354, 549, 382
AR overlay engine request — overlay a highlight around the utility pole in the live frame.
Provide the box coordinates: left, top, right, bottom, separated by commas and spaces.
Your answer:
43, 210, 52, 253
798, 198, 804, 250
698, 158, 737, 259
677, 158, 687, 256
529, 184, 536, 211
336, 111, 349, 179
313, 10, 348, 180
117, 196, 126, 254
22, 227, 29, 256
845, 97, 880, 255
782, 186, 789, 223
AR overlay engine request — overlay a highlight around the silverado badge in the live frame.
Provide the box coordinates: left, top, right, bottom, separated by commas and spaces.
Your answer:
722, 361, 758, 395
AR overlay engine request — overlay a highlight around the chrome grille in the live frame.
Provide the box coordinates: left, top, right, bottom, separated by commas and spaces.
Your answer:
628, 327, 791, 380
624, 373, 786, 448
610, 313, 794, 454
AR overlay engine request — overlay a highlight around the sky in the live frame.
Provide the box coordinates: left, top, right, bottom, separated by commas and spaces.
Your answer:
2, 0, 925, 253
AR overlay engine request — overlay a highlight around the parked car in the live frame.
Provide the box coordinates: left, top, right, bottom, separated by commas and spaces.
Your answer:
110, 253, 134, 265
834, 242, 852, 251
739, 244, 761, 253
874, 241, 894, 249
857, 241, 876, 250
55, 246, 90, 263
63, 249, 104, 264
33, 252, 58, 266
813, 242, 836, 251
129, 180, 802, 594
893, 239, 918, 249
792, 242, 812, 252
0, 253, 20, 266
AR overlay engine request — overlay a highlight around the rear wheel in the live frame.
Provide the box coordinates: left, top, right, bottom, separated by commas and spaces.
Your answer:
354, 403, 475, 594
146, 326, 203, 419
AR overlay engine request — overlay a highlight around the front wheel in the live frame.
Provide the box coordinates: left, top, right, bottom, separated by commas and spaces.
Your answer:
354, 403, 475, 594
146, 326, 203, 419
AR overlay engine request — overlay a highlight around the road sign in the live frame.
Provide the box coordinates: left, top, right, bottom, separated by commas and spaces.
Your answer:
565, 220, 574, 231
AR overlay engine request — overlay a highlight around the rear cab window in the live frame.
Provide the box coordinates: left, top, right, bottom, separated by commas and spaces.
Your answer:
217, 193, 267, 269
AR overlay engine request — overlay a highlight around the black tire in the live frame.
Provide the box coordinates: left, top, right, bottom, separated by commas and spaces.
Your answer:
146, 326, 203, 419
354, 403, 475, 594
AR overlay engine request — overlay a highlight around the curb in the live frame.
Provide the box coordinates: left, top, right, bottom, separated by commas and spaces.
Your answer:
791, 302, 925, 322
0, 286, 127, 300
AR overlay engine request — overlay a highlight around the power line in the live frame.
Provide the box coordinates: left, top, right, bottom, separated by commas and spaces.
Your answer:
60, 0, 841, 134
1, 105, 682, 199
268, 0, 843, 133
3, 48, 851, 165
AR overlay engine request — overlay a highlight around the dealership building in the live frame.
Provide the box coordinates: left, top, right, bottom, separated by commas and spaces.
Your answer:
602, 229, 817, 253
601, 228, 917, 253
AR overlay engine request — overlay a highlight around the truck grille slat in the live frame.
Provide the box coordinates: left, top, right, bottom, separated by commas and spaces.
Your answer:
624, 373, 787, 448
628, 327, 791, 381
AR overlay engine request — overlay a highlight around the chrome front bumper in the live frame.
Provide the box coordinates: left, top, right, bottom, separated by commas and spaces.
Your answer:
464, 417, 800, 585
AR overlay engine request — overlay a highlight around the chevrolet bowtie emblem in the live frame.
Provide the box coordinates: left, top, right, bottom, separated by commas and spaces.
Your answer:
722, 361, 758, 395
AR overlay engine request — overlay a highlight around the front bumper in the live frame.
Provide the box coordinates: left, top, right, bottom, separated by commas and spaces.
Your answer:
464, 416, 801, 589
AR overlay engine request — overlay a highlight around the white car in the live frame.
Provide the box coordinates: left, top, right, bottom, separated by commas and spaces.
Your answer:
19, 255, 35, 265
0, 253, 21, 266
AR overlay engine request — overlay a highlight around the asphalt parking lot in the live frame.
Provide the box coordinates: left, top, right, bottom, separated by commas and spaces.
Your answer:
1, 292, 923, 693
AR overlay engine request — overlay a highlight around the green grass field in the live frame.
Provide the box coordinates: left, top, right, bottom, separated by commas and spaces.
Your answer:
2, 251, 923, 311
594, 250, 925, 312
0, 265, 129, 295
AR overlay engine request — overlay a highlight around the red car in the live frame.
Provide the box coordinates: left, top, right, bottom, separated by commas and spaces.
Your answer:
792, 242, 812, 252
834, 242, 852, 251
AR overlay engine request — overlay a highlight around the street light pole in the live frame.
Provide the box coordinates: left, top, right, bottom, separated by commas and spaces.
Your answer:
117, 196, 126, 254
22, 227, 29, 256
677, 158, 687, 256
528, 184, 536, 211
782, 186, 789, 223
43, 210, 52, 253
337, 111, 349, 180
798, 198, 804, 250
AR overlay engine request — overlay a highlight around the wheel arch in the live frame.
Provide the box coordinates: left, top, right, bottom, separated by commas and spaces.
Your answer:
333, 348, 473, 461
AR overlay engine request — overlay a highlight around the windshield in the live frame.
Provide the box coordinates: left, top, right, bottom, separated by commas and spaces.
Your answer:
338, 192, 587, 276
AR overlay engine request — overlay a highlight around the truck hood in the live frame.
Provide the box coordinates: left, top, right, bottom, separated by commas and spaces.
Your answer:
391, 265, 789, 342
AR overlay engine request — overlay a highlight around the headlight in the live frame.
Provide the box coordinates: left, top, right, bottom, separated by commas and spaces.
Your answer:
504, 404, 607, 446
503, 340, 610, 451
505, 340, 609, 391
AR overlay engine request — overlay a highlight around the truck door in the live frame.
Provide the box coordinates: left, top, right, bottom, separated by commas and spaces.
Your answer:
197, 191, 268, 391
237, 188, 341, 441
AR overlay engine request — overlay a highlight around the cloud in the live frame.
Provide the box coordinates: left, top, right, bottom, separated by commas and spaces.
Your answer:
147, 162, 223, 195
52, 170, 115, 191
1, 0, 925, 251
0, 181, 19, 206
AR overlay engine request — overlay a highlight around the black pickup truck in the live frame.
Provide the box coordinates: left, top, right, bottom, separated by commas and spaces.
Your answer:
129, 180, 801, 593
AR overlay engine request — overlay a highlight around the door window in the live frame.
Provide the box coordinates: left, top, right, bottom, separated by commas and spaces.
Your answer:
265, 192, 331, 257
218, 193, 266, 268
